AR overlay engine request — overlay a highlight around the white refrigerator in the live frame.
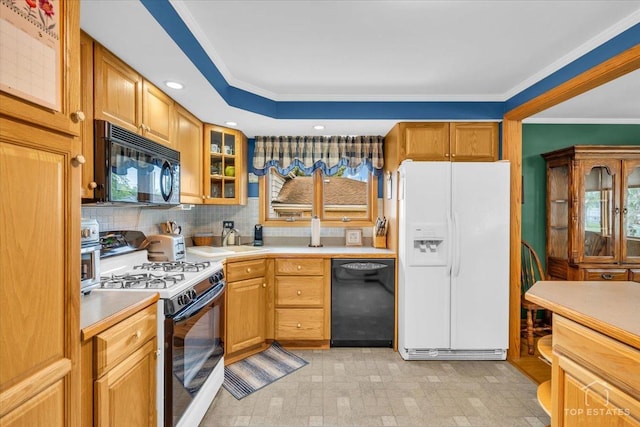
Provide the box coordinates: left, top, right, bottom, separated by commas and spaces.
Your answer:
397, 160, 510, 360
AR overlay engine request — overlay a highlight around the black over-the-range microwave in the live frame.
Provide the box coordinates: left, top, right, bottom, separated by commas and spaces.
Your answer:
83, 120, 181, 206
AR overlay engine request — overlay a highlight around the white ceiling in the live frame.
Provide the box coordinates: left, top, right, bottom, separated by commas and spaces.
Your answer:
80, 0, 640, 137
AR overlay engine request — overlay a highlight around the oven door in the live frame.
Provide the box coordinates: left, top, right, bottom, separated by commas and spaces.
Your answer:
165, 283, 225, 427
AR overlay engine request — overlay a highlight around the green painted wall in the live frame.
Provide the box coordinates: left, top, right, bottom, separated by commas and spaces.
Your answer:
521, 124, 640, 268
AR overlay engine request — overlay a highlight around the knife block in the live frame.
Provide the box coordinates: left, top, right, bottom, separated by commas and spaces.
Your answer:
373, 226, 386, 249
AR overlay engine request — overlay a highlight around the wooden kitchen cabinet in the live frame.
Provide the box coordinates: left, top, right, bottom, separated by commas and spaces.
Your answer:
274, 257, 330, 346
550, 315, 640, 426
384, 122, 498, 169
542, 146, 640, 281
0, 2, 82, 138
94, 44, 175, 148
175, 104, 204, 204
225, 258, 268, 362
0, 1, 81, 425
203, 124, 248, 205
82, 303, 157, 427
79, 31, 97, 200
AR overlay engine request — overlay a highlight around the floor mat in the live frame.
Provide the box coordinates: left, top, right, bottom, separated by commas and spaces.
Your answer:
223, 342, 308, 399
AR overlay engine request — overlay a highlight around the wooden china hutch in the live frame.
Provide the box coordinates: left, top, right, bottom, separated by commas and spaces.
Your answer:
542, 145, 640, 282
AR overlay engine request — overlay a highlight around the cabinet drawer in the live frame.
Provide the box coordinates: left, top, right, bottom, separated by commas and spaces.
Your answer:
226, 258, 266, 282
276, 258, 324, 276
583, 268, 628, 281
553, 315, 640, 398
276, 276, 323, 306
275, 309, 324, 340
630, 269, 640, 283
95, 304, 156, 377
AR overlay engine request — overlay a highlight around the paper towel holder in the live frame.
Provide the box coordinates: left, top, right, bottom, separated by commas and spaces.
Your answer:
309, 216, 323, 247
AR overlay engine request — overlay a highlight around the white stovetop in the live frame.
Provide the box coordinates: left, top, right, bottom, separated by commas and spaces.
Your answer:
97, 250, 224, 299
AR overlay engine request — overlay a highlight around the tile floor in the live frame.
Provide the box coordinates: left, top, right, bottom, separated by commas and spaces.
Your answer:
201, 348, 550, 427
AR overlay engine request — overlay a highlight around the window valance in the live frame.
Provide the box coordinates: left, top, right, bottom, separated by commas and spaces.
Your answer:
252, 135, 384, 177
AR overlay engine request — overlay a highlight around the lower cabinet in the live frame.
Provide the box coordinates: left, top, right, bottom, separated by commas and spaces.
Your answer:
274, 257, 330, 346
550, 315, 640, 426
95, 340, 157, 427
225, 257, 269, 363
82, 303, 157, 427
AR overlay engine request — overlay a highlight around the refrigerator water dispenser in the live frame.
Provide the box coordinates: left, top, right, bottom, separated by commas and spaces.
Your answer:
409, 223, 447, 266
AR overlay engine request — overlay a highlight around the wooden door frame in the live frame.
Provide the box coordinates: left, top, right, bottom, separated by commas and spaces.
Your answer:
502, 44, 640, 360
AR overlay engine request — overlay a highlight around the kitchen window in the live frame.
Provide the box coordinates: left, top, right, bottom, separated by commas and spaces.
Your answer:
259, 166, 377, 226
253, 135, 383, 226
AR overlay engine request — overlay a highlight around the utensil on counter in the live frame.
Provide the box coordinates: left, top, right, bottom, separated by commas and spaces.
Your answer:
162, 221, 181, 234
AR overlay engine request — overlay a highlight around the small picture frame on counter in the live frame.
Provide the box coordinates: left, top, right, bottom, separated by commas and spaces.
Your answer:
345, 228, 363, 247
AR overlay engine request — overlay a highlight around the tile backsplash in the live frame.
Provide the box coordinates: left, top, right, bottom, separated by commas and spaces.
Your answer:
82, 198, 382, 245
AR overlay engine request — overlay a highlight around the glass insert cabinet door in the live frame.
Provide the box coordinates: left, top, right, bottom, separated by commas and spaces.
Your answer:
547, 164, 569, 260
581, 161, 619, 261
623, 160, 640, 262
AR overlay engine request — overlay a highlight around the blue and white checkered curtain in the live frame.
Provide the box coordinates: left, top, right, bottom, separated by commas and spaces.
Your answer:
252, 135, 384, 176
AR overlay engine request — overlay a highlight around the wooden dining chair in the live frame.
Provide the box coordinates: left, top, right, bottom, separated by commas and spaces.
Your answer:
521, 240, 552, 355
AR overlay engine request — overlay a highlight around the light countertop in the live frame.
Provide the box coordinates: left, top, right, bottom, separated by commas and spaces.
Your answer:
80, 291, 158, 340
187, 245, 395, 260
525, 280, 640, 350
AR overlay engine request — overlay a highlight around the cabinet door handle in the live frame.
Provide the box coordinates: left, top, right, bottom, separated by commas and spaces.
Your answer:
88, 181, 97, 189
262, 283, 266, 288
623, 207, 628, 215
297, 290, 301, 296
296, 323, 301, 328
71, 110, 85, 122
601, 273, 614, 280
451, 153, 456, 158
615, 207, 620, 215
72, 154, 86, 166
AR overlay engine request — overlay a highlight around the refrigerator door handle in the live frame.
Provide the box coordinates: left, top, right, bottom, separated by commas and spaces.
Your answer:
452, 211, 462, 277
446, 216, 452, 276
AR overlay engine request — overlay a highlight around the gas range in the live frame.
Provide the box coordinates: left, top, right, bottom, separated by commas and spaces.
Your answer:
98, 250, 224, 315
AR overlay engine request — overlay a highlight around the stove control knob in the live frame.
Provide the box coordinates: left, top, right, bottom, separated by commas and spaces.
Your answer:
177, 295, 183, 306
190, 290, 197, 300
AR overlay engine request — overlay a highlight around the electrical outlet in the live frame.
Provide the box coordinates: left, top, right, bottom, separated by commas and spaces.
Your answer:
223, 221, 234, 229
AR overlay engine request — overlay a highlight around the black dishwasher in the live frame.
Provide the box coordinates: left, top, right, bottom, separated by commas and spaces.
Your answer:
331, 259, 395, 347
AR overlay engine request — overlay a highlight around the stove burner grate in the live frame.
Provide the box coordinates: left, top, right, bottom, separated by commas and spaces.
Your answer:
100, 272, 185, 289
133, 260, 211, 273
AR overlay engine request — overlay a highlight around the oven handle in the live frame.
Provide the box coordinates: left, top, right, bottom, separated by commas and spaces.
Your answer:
173, 281, 226, 322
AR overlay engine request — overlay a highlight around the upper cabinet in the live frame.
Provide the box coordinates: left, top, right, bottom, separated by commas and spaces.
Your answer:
174, 104, 203, 204
384, 122, 499, 170
79, 31, 96, 199
0, 0, 82, 137
203, 124, 247, 205
542, 145, 640, 281
94, 45, 175, 148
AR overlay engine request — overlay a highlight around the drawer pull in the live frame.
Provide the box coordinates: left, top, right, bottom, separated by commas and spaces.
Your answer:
297, 265, 302, 270
132, 330, 141, 340
601, 273, 614, 280
297, 290, 302, 296
262, 283, 266, 288
297, 323, 301, 328
246, 267, 252, 273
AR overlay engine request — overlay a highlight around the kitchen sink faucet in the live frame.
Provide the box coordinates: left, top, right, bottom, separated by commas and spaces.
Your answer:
222, 227, 240, 246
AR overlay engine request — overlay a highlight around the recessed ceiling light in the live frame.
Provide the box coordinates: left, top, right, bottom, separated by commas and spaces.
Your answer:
165, 81, 184, 90
225, 121, 238, 127
313, 125, 325, 130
